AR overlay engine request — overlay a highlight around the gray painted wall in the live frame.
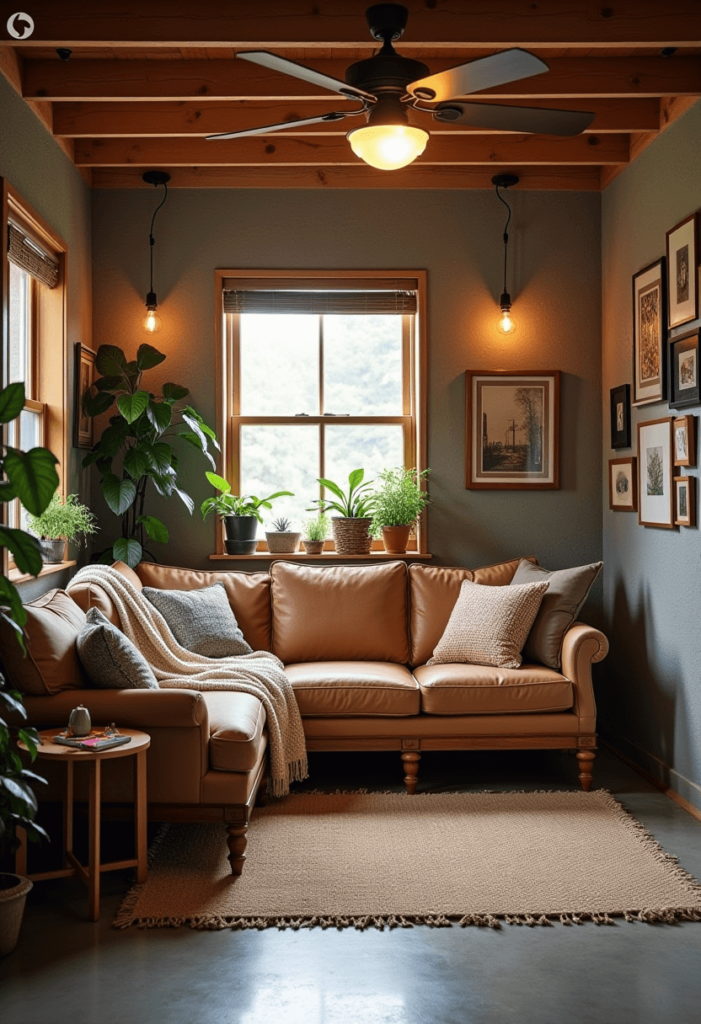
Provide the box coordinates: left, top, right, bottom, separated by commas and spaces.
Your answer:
0, 74, 93, 601
91, 187, 603, 617
601, 99, 701, 811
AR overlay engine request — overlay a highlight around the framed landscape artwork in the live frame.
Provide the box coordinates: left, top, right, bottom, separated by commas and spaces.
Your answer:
673, 415, 696, 467
666, 213, 698, 329
674, 476, 695, 527
465, 371, 560, 490
610, 383, 631, 449
73, 343, 96, 449
632, 258, 666, 406
668, 330, 699, 408
637, 417, 674, 529
609, 456, 637, 512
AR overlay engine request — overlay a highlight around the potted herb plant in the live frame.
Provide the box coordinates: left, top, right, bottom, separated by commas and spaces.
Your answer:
301, 513, 329, 555
201, 473, 293, 555
371, 467, 430, 554
307, 469, 376, 555
265, 517, 302, 555
0, 381, 56, 955
27, 492, 98, 564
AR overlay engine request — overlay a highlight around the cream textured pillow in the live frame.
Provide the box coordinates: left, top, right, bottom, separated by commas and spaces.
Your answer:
427, 579, 550, 669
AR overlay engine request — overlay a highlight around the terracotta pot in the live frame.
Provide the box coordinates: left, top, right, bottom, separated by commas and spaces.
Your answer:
39, 538, 67, 563
331, 517, 372, 555
265, 531, 301, 554
223, 515, 258, 555
381, 525, 412, 554
302, 539, 324, 555
0, 874, 33, 957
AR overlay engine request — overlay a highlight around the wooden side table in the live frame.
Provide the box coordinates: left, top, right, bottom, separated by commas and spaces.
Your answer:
16, 728, 150, 921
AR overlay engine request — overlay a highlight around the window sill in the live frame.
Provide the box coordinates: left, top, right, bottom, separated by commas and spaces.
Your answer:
9, 560, 77, 584
209, 552, 433, 561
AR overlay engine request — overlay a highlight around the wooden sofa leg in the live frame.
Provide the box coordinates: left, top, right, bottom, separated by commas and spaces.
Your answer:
576, 750, 596, 792
401, 752, 421, 794
226, 823, 248, 875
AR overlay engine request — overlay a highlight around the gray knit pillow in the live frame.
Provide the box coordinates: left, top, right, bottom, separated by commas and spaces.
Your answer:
76, 608, 159, 690
142, 582, 252, 658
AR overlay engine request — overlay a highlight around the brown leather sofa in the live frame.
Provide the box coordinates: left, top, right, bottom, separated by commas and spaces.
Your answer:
7, 556, 608, 874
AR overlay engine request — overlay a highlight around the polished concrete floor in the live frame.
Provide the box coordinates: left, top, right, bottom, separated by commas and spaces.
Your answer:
2, 746, 701, 1024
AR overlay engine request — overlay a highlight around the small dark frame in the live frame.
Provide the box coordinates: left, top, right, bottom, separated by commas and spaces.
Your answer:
73, 343, 96, 449
610, 383, 631, 449
632, 257, 667, 407
668, 329, 700, 409
666, 212, 699, 329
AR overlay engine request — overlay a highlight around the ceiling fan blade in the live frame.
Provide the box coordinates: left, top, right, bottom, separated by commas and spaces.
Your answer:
237, 51, 375, 102
432, 101, 595, 137
408, 49, 548, 103
206, 111, 361, 141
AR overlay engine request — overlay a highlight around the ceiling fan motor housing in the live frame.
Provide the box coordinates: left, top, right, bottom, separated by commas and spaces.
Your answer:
345, 53, 429, 95
365, 4, 409, 42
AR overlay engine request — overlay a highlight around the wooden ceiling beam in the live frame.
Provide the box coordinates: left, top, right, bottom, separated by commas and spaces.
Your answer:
5, 1, 701, 48
24, 56, 701, 101
73, 132, 630, 167
52, 98, 662, 138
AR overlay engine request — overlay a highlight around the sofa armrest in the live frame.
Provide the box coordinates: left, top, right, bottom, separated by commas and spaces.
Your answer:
560, 622, 609, 733
22, 688, 209, 732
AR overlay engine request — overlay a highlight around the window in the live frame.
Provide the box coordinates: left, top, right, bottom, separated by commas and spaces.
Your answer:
217, 272, 427, 553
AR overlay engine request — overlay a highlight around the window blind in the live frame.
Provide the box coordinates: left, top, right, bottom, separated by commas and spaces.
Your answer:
223, 289, 417, 315
7, 222, 59, 289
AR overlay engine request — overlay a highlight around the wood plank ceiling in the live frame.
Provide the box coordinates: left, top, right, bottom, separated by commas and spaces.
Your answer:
1, 1, 700, 190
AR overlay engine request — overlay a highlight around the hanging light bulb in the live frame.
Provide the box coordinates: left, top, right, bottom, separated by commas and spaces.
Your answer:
143, 293, 162, 334
492, 174, 520, 336
497, 293, 515, 335
140, 170, 170, 333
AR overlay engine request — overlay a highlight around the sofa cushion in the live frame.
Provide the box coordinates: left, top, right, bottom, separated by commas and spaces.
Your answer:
510, 558, 603, 670
0, 589, 87, 696
142, 582, 253, 657
408, 557, 536, 666
271, 561, 410, 664
135, 563, 273, 652
285, 662, 419, 717
68, 560, 143, 626
76, 609, 159, 690
428, 578, 549, 669
414, 663, 573, 715
201, 691, 267, 772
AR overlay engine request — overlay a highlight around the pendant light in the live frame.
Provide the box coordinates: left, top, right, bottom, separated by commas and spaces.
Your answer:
492, 174, 520, 335
141, 170, 170, 334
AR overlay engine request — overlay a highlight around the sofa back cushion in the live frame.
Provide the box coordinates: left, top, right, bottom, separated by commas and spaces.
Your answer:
271, 560, 409, 664
408, 557, 537, 666
68, 560, 143, 626
0, 589, 87, 695
134, 563, 273, 652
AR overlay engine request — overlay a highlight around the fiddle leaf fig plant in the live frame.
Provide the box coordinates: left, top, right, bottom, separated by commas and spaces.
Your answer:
82, 343, 219, 568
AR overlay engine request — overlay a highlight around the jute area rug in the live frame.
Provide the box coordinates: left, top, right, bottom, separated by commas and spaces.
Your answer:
115, 790, 701, 931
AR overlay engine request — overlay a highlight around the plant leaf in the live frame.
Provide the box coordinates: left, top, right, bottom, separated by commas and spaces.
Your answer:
0, 382, 25, 424
112, 538, 142, 568
180, 431, 215, 469
1, 777, 38, 812
0, 608, 27, 650
117, 390, 150, 425
3, 447, 59, 517
173, 487, 195, 514
146, 400, 172, 433
95, 345, 127, 378
83, 389, 115, 417
0, 527, 42, 576
102, 473, 137, 515
0, 688, 27, 717
92, 375, 123, 393
137, 515, 169, 544
136, 343, 166, 371
348, 467, 365, 492
205, 472, 231, 494
123, 447, 151, 480
149, 472, 174, 498
0, 577, 27, 637
318, 478, 345, 502
162, 382, 189, 403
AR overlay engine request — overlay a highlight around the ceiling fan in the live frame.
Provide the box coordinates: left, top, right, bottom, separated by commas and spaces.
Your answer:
207, 3, 595, 171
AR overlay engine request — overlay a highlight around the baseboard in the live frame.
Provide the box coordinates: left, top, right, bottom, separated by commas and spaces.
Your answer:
601, 730, 701, 824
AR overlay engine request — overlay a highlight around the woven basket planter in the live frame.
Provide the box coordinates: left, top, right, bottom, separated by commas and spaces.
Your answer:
331, 517, 373, 555
265, 531, 301, 554
302, 539, 325, 555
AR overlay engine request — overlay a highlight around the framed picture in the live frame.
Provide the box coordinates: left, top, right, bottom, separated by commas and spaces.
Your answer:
610, 383, 631, 449
632, 258, 666, 406
674, 476, 695, 527
637, 417, 674, 529
73, 343, 96, 449
609, 456, 638, 512
668, 329, 699, 408
673, 415, 696, 467
466, 371, 560, 490
666, 213, 699, 328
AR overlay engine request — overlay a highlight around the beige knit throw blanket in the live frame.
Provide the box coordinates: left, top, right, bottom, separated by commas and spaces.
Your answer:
69, 566, 308, 796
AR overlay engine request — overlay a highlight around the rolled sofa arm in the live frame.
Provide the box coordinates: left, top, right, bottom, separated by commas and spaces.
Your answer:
22, 687, 209, 731
560, 621, 609, 733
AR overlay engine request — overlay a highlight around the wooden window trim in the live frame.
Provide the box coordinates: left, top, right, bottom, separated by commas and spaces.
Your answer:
214, 269, 428, 558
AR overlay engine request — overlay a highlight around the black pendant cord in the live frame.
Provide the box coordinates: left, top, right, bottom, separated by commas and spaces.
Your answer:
494, 182, 513, 299
148, 182, 168, 296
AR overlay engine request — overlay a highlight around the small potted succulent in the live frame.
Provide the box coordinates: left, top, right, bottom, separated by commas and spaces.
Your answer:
301, 513, 329, 555
371, 467, 430, 554
265, 517, 302, 554
201, 472, 293, 555
27, 492, 98, 564
307, 469, 376, 555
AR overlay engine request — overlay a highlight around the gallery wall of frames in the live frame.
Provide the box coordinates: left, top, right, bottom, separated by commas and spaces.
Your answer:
608, 211, 699, 529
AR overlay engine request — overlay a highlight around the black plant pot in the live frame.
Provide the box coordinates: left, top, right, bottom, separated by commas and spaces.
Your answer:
223, 515, 259, 555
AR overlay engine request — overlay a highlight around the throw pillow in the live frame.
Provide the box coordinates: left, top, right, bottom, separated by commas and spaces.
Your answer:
76, 609, 159, 690
142, 582, 252, 657
428, 579, 550, 670
510, 558, 603, 669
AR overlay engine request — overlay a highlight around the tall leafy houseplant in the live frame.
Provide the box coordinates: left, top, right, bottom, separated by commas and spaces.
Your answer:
82, 344, 218, 568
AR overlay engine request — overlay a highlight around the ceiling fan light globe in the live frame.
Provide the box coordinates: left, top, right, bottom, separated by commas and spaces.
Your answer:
347, 124, 428, 170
